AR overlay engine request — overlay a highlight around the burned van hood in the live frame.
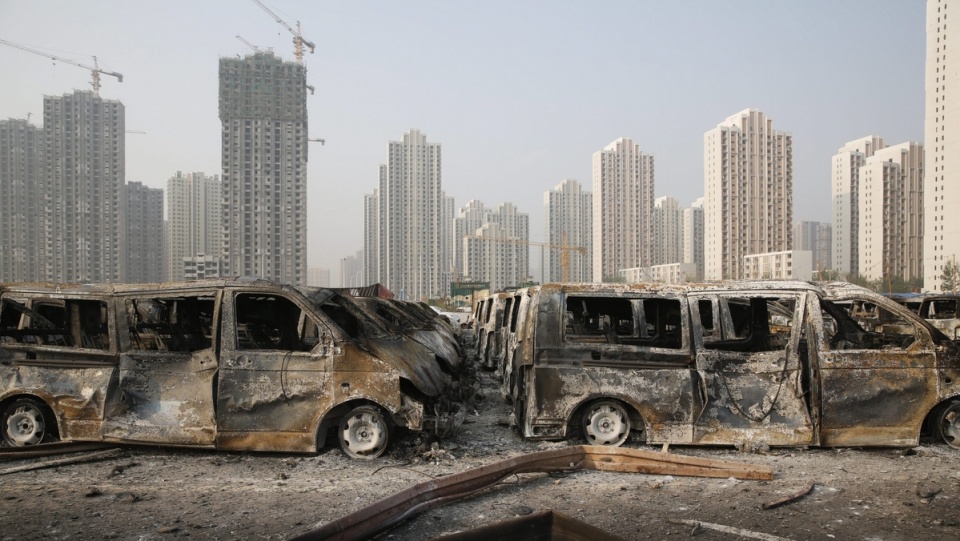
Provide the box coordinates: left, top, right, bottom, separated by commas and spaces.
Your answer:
407, 329, 461, 372
359, 335, 451, 397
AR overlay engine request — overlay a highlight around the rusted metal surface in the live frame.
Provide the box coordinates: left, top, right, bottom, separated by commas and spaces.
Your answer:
0, 279, 463, 457
433, 510, 626, 541
481, 281, 960, 450
289, 445, 773, 541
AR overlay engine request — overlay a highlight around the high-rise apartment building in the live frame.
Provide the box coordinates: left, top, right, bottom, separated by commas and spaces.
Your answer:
704, 109, 792, 280
794, 221, 833, 275
859, 143, 924, 282
0, 119, 42, 282
453, 200, 492, 280
166, 171, 221, 281
125, 182, 164, 283
592, 138, 655, 281
307, 267, 330, 287
543, 179, 592, 282
653, 196, 681, 267
831, 136, 885, 276
341, 250, 364, 287
681, 197, 704, 281
365, 130, 448, 301
43, 90, 125, 283
219, 51, 308, 285
463, 202, 530, 292
925, 0, 960, 291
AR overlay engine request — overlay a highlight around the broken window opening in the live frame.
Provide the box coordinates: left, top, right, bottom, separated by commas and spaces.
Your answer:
0, 298, 110, 350
564, 296, 683, 349
125, 296, 215, 352
235, 294, 317, 351
822, 299, 918, 351
701, 297, 796, 353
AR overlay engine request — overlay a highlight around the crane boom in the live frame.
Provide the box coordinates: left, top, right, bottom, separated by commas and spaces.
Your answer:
251, 0, 316, 62
0, 38, 122, 95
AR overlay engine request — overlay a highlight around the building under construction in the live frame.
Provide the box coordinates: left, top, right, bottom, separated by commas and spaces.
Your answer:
219, 51, 308, 285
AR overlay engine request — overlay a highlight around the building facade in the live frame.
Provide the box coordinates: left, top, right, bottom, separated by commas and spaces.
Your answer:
125, 181, 164, 283
544, 179, 592, 283
341, 250, 364, 287
42, 90, 126, 283
365, 130, 447, 301
794, 221, 833, 277
743, 250, 813, 281
462, 202, 529, 292
0, 119, 42, 282
453, 200, 492, 281
704, 109, 792, 280
925, 0, 960, 291
831, 136, 885, 277
859, 143, 924, 282
592, 138, 655, 281
681, 197, 705, 281
307, 267, 330, 287
166, 171, 221, 282
219, 51, 308, 285
653, 196, 681, 267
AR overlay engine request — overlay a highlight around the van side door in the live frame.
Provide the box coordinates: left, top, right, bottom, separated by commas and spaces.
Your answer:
216, 289, 336, 452
689, 292, 814, 446
815, 294, 939, 446
102, 292, 219, 446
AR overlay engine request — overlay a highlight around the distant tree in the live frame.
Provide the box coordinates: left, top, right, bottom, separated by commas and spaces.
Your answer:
942, 260, 960, 293
602, 274, 626, 283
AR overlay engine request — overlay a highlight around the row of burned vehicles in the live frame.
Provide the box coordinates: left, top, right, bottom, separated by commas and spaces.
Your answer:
5, 278, 960, 460
475, 281, 960, 451
0, 279, 466, 458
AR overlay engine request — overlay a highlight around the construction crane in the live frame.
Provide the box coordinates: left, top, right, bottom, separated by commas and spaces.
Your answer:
308, 137, 325, 145
0, 38, 122, 95
466, 235, 587, 282
236, 35, 262, 53
251, 0, 315, 63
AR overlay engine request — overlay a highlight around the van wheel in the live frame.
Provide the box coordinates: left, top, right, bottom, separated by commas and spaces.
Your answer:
935, 401, 960, 449
1, 398, 57, 447
338, 405, 390, 459
581, 400, 630, 446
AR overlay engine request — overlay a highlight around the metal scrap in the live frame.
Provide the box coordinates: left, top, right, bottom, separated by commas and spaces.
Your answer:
289, 445, 773, 541
762, 480, 816, 509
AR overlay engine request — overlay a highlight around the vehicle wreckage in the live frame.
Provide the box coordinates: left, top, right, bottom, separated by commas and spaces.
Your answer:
0, 278, 466, 458
478, 280, 960, 450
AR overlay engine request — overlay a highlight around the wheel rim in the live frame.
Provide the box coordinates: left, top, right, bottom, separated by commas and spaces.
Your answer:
939, 405, 960, 449
583, 402, 629, 446
5, 403, 45, 446
341, 410, 387, 458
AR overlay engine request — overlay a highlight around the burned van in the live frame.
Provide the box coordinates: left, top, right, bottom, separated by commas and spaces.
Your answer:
508, 282, 960, 450
917, 294, 960, 340
0, 279, 458, 458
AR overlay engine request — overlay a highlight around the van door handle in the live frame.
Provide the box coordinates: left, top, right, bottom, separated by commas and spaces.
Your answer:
591, 351, 601, 360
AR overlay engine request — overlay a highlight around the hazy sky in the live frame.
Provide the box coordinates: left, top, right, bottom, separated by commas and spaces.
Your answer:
0, 1, 926, 283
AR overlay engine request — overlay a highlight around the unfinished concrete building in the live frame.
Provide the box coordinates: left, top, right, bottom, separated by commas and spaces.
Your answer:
219, 52, 308, 285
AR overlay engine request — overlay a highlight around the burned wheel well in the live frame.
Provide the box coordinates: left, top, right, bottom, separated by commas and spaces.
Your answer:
315, 399, 390, 452
923, 396, 960, 438
0, 394, 61, 441
569, 397, 646, 442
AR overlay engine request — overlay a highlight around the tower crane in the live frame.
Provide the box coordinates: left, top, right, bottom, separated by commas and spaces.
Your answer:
465, 235, 587, 282
0, 38, 122, 95
236, 35, 262, 53
251, 0, 315, 63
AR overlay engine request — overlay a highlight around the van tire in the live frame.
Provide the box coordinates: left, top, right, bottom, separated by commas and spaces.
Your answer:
338, 405, 390, 459
581, 400, 631, 447
935, 400, 960, 449
1, 398, 58, 447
